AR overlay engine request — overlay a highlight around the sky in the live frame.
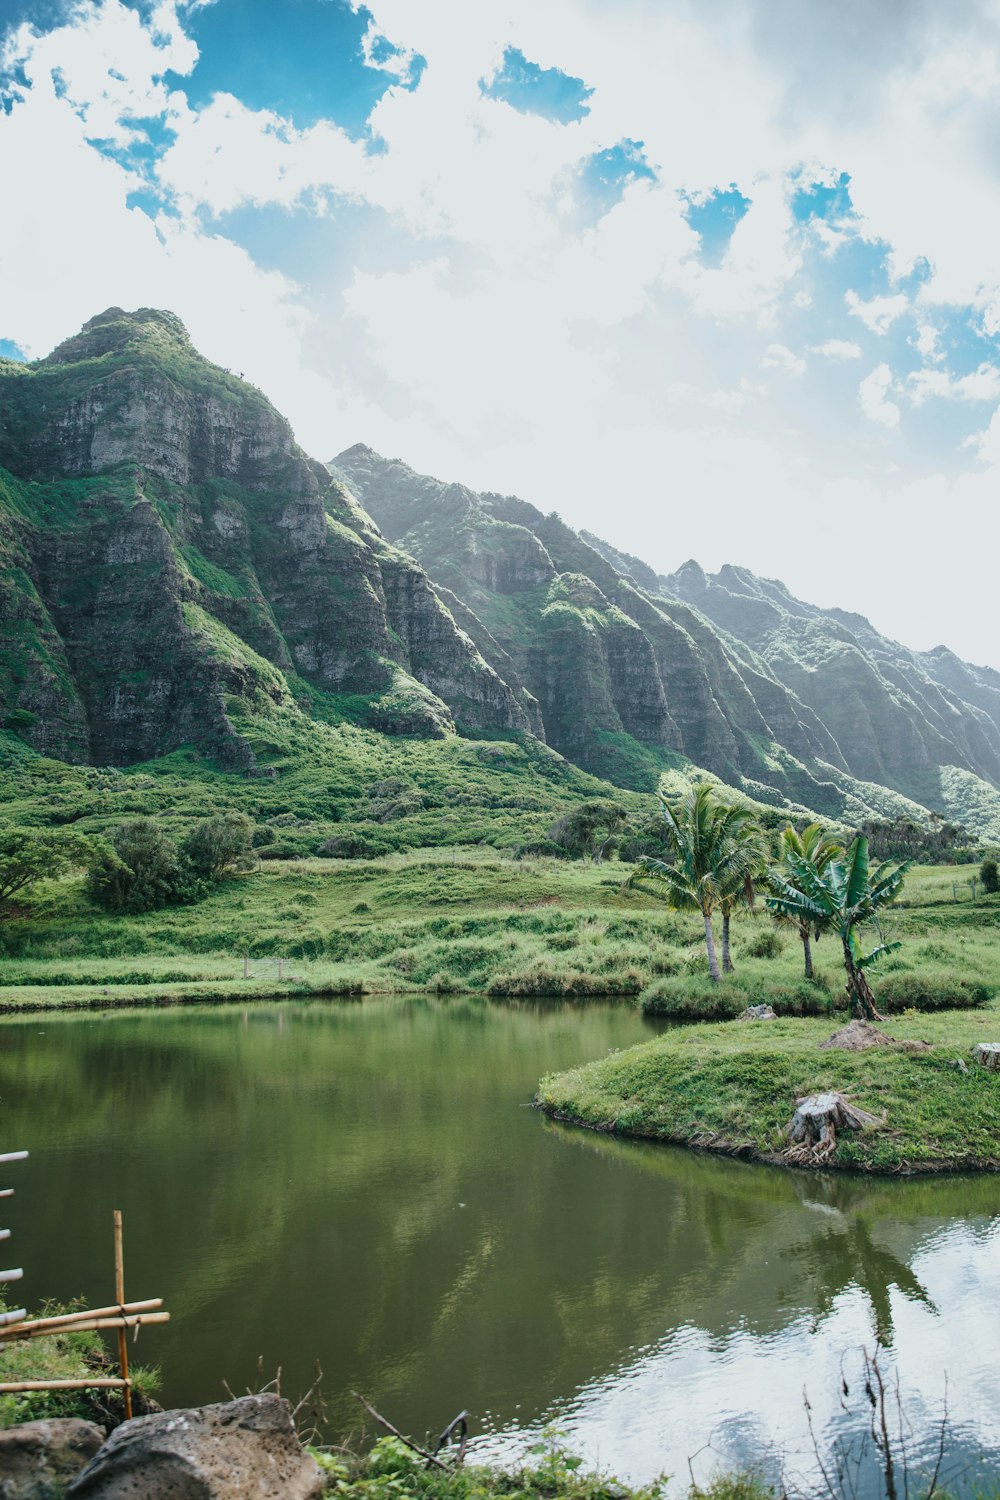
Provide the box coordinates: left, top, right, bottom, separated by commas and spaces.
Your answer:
2, 0, 1000, 667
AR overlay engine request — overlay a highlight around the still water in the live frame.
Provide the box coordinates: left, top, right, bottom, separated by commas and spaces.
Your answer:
3, 997, 1000, 1493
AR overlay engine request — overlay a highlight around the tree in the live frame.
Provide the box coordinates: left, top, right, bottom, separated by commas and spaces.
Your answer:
981, 856, 1000, 895
0, 827, 98, 918
86, 819, 191, 914
626, 784, 765, 982
180, 812, 256, 880
771, 823, 843, 979
766, 835, 910, 1021
547, 800, 628, 862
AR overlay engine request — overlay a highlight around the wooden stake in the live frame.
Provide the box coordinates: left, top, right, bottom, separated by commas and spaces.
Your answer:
0, 1299, 162, 1340
113, 1211, 132, 1420
0, 1378, 130, 1393
2, 1312, 169, 1342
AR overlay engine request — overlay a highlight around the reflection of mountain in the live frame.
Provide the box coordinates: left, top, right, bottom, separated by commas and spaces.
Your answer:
4, 1001, 999, 1445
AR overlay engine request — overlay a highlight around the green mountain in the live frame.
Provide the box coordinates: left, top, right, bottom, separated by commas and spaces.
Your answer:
1, 305, 998, 849
332, 445, 1000, 839
0, 307, 530, 774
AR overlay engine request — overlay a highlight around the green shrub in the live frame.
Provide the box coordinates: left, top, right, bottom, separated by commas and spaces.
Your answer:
256, 841, 302, 861
740, 928, 783, 960
317, 834, 391, 859
874, 970, 991, 1011
86, 820, 198, 913
640, 975, 831, 1020
488, 965, 644, 997
981, 857, 1000, 894
180, 812, 255, 879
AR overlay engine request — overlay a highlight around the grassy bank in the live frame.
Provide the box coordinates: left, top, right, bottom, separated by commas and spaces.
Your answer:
537, 1006, 1000, 1173
2, 855, 999, 1015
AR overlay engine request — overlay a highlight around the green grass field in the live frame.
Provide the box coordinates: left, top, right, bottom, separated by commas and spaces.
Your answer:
2, 852, 999, 1017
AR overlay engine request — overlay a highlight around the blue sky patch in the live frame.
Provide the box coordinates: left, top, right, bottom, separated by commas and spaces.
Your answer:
0, 338, 27, 361
684, 187, 751, 267
791, 169, 853, 223
171, 0, 420, 136
480, 46, 592, 124
576, 139, 655, 223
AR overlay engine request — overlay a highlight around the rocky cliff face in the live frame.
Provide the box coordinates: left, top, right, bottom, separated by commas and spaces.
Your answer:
0, 309, 525, 767
334, 444, 1000, 833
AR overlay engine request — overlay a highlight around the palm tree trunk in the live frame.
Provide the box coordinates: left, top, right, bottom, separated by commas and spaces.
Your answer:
721, 912, 735, 974
800, 922, 814, 980
703, 911, 722, 983
842, 942, 884, 1022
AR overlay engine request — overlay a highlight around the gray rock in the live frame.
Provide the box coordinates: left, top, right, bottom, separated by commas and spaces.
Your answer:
0, 1417, 104, 1499
66, 1395, 324, 1500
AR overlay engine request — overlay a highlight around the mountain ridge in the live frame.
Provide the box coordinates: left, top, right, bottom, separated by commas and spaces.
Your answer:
1, 306, 998, 845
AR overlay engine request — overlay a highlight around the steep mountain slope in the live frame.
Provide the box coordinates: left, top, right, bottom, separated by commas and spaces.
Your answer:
333, 445, 1000, 837
0, 309, 527, 771
654, 561, 1000, 836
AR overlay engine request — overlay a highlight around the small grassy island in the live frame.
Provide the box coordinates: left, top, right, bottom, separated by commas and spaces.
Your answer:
537, 1007, 1000, 1174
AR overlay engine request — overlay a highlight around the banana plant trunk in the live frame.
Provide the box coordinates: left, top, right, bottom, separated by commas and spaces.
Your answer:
703, 912, 722, 983
800, 921, 814, 979
842, 941, 884, 1022
721, 913, 735, 974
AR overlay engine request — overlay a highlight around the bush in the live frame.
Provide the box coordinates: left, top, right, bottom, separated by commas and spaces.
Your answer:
86, 820, 198, 914
256, 841, 302, 861
317, 834, 392, 859
874, 970, 991, 1011
180, 812, 255, 880
740, 928, 783, 960
981, 857, 1000, 894
640, 975, 832, 1020
487, 965, 645, 998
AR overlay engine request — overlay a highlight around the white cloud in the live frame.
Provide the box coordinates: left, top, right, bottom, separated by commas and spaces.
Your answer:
762, 342, 806, 375
907, 362, 1000, 406
859, 363, 901, 427
9, 0, 1000, 668
845, 288, 910, 335
811, 338, 862, 359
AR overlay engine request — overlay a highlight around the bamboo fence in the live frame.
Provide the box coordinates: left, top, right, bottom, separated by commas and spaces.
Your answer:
0, 1152, 168, 1419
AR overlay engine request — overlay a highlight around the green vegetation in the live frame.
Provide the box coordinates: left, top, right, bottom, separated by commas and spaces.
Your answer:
0, 826, 98, 917
626, 785, 766, 982
981, 855, 1000, 894
312, 1435, 775, 1500
0, 1298, 158, 1429
767, 835, 910, 1022
537, 1006, 1000, 1172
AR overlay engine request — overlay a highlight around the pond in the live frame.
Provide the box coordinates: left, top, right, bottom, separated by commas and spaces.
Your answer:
3, 997, 999, 1494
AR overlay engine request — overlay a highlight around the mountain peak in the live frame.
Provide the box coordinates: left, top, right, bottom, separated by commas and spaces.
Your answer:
42, 307, 192, 366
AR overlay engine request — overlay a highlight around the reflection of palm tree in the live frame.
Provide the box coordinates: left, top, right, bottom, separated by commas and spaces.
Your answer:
795, 1219, 934, 1348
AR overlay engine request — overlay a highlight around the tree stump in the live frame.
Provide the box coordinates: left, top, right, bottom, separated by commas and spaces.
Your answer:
785, 1092, 879, 1163
971, 1043, 1000, 1071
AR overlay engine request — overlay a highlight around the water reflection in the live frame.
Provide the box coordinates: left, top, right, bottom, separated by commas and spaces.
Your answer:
2, 999, 998, 1493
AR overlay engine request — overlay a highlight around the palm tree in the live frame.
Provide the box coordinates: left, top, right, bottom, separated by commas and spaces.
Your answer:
766, 835, 910, 1020
772, 823, 843, 980
627, 783, 765, 983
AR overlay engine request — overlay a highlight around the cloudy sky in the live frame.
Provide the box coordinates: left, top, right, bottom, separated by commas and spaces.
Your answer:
2, 0, 1000, 666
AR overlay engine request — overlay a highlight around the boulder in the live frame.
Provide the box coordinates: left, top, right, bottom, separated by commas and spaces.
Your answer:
739, 1003, 776, 1021
66, 1395, 324, 1500
0, 1417, 104, 1499
819, 1020, 893, 1051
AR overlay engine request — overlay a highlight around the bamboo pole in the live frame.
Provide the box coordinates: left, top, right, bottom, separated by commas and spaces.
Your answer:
0, 1269, 23, 1284
0, 1152, 28, 1166
0, 1378, 130, 1392
0, 1299, 162, 1339
0, 1310, 25, 1328
1, 1312, 169, 1342
113, 1211, 132, 1421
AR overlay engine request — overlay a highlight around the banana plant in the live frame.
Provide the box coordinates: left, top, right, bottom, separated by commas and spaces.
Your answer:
766, 835, 910, 1020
